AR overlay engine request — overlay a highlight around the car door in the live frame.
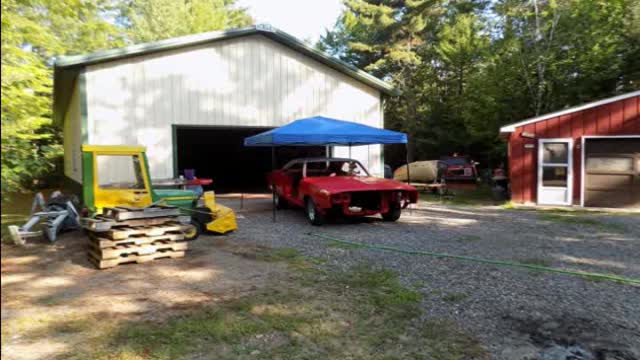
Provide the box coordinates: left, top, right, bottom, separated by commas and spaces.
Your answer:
283, 162, 304, 200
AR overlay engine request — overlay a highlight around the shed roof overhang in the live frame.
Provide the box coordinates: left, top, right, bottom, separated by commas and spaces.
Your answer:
53, 24, 398, 126
499, 90, 640, 135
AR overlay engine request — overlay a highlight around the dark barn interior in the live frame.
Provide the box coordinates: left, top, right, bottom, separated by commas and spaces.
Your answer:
175, 126, 326, 193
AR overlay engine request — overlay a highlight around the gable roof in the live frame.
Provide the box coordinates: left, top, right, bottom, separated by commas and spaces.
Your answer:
53, 24, 397, 125
499, 90, 640, 133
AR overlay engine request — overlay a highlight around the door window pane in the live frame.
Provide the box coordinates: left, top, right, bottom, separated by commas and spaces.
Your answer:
543, 143, 568, 163
542, 166, 567, 187
586, 157, 633, 172
97, 155, 145, 189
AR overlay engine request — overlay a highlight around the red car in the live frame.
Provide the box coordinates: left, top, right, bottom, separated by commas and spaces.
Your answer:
268, 157, 418, 225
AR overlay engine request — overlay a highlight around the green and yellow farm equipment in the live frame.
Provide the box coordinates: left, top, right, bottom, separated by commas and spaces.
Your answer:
9, 145, 236, 245
80, 145, 237, 239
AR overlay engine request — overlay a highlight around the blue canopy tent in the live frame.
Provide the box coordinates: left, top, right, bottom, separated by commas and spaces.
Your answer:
244, 116, 410, 221
244, 116, 407, 146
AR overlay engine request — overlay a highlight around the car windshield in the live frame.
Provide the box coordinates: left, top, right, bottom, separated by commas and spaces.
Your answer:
304, 160, 370, 177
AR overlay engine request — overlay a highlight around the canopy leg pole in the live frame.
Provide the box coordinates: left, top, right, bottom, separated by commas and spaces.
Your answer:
272, 146, 276, 223
406, 143, 412, 214
367, 145, 370, 172
405, 143, 411, 185
349, 144, 351, 158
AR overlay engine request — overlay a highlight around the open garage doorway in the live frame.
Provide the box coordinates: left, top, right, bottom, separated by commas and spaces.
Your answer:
174, 126, 326, 193
583, 137, 640, 208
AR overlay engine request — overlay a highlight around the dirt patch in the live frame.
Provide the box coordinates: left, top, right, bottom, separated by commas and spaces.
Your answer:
1, 232, 289, 360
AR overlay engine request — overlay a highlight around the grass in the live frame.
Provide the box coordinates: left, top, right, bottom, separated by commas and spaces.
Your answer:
420, 185, 504, 206
539, 214, 601, 226
504, 203, 640, 217
108, 304, 305, 357
329, 265, 423, 310
47, 254, 486, 360
538, 214, 626, 232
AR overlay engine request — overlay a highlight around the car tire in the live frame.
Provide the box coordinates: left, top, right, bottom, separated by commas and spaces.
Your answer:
184, 219, 203, 240
305, 198, 324, 226
275, 192, 288, 209
382, 204, 401, 222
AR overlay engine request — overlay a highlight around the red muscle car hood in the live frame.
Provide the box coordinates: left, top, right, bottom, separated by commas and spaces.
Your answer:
302, 176, 416, 193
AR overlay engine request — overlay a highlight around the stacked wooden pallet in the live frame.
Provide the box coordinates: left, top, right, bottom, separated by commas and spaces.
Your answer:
83, 206, 194, 269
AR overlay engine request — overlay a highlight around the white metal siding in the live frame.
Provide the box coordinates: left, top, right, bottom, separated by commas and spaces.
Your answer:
63, 82, 82, 183
85, 34, 383, 179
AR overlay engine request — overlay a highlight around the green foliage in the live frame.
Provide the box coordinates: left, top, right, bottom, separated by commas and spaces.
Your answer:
1, 0, 252, 198
320, 0, 640, 169
121, 0, 252, 42
1, 0, 120, 196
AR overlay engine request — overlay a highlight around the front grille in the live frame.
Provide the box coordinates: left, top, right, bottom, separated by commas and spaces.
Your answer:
349, 192, 381, 210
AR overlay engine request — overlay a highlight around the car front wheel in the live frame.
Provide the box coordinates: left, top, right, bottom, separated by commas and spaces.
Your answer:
305, 198, 325, 226
274, 192, 288, 209
382, 205, 401, 222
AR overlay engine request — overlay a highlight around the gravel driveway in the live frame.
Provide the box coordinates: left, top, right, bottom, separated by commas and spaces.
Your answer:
222, 197, 640, 359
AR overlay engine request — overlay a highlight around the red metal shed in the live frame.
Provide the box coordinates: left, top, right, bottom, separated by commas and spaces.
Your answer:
500, 91, 640, 208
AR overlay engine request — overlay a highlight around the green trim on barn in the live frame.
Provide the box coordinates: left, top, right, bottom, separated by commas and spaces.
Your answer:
172, 124, 178, 178
142, 152, 161, 203
79, 71, 89, 143
81, 151, 95, 212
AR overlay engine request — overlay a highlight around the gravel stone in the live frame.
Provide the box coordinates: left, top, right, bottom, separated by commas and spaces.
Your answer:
221, 198, 640, 359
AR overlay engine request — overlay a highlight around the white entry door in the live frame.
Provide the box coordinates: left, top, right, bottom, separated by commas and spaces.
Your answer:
538, 139, 573, 205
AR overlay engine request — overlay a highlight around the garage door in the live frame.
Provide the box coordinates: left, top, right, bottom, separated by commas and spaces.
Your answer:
584, 138, 640, 208
175, 126, 325, 193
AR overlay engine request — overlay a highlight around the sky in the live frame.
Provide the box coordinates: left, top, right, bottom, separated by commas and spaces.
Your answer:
236, 0, 343, 43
